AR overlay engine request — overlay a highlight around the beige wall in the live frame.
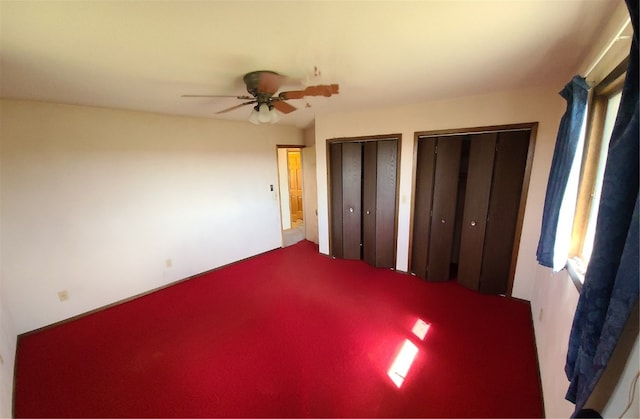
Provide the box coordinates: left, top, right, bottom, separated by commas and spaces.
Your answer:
533, 267, 580, 416
0, 301, 15, 419
302, 125, 318, 244
0, 170, 17, 419
0, 109, 17, 417
0, 100, 302, 336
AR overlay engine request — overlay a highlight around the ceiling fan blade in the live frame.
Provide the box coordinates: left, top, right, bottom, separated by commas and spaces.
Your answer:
215, 100, 256, 114
182, 94, 254, 100
279, 84, 340, 100
307, 84, 340, 97
278, 90, 305, 100
272, 100, 297, 114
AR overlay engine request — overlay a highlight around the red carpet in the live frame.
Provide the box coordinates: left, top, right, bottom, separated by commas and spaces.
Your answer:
14, 240, 543, 417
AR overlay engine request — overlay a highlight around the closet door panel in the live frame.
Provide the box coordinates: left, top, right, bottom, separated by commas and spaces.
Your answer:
458, 133, 497, 290
375, 139, 398, 268
341, 142, 363, 260
411, 138, 436, 279
428, 137, 462, 281
480, 131, 530, 294
362, 141, 378, 266
329, 143, 344, 258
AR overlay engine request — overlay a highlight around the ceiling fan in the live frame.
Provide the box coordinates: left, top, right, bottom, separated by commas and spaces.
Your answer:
182, 70, 339, 123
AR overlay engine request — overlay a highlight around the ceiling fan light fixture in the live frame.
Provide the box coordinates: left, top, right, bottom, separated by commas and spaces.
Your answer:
249, 103, 280, 124
249, 106, 260, 124
258, 103, 271, 123
269, 107, 281, 124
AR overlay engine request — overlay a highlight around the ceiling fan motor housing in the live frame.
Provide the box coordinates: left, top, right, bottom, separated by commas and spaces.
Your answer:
243, 70, 281, 97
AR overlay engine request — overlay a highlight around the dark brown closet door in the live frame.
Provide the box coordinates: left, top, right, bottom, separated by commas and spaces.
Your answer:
428, 137, 462, 281
411, 138, 437, 279
375, 140, 397, 267
363, 141, 378, 265
364, 140, 397, 268
479, 131, 530, 294
458, 133, 497, 290
341, 142, 362, 260
330, 137, 399, 267
330, 142, 344, 258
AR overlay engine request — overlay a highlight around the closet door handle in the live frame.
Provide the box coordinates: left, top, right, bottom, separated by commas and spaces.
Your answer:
349, 207, 354, 213
366, 210, 371, 215
470, 220, 477, 227
441, 219, 446, 224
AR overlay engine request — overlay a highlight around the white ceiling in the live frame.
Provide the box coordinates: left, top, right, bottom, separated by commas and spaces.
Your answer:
0, 1, 619, 128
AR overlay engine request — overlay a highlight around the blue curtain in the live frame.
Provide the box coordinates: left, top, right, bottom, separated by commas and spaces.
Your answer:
565, 0, 639, 414
536, 76, 589, 268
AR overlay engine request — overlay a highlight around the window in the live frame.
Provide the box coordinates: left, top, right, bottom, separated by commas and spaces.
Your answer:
566, 61, 627, 287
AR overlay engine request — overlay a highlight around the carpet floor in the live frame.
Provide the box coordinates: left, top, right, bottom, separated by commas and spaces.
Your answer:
15, 240, 543, 417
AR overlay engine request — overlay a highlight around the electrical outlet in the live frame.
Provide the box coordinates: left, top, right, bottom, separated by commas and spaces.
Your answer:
58, 290, 69, 302
165, 258, 172, 268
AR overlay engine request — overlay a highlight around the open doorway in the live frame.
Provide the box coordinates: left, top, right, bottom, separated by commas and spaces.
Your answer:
277, 146, 305, 247
288, 149, 304, 227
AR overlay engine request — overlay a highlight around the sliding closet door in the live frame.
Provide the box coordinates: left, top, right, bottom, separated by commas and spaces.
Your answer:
457, 133, 497, 290
428, 137, 462, 281
411, 138, 437, 279
479, 131, 530, 294
330, 143, 344, 258
341, 142, 363, 260
363, 140, 398, 268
